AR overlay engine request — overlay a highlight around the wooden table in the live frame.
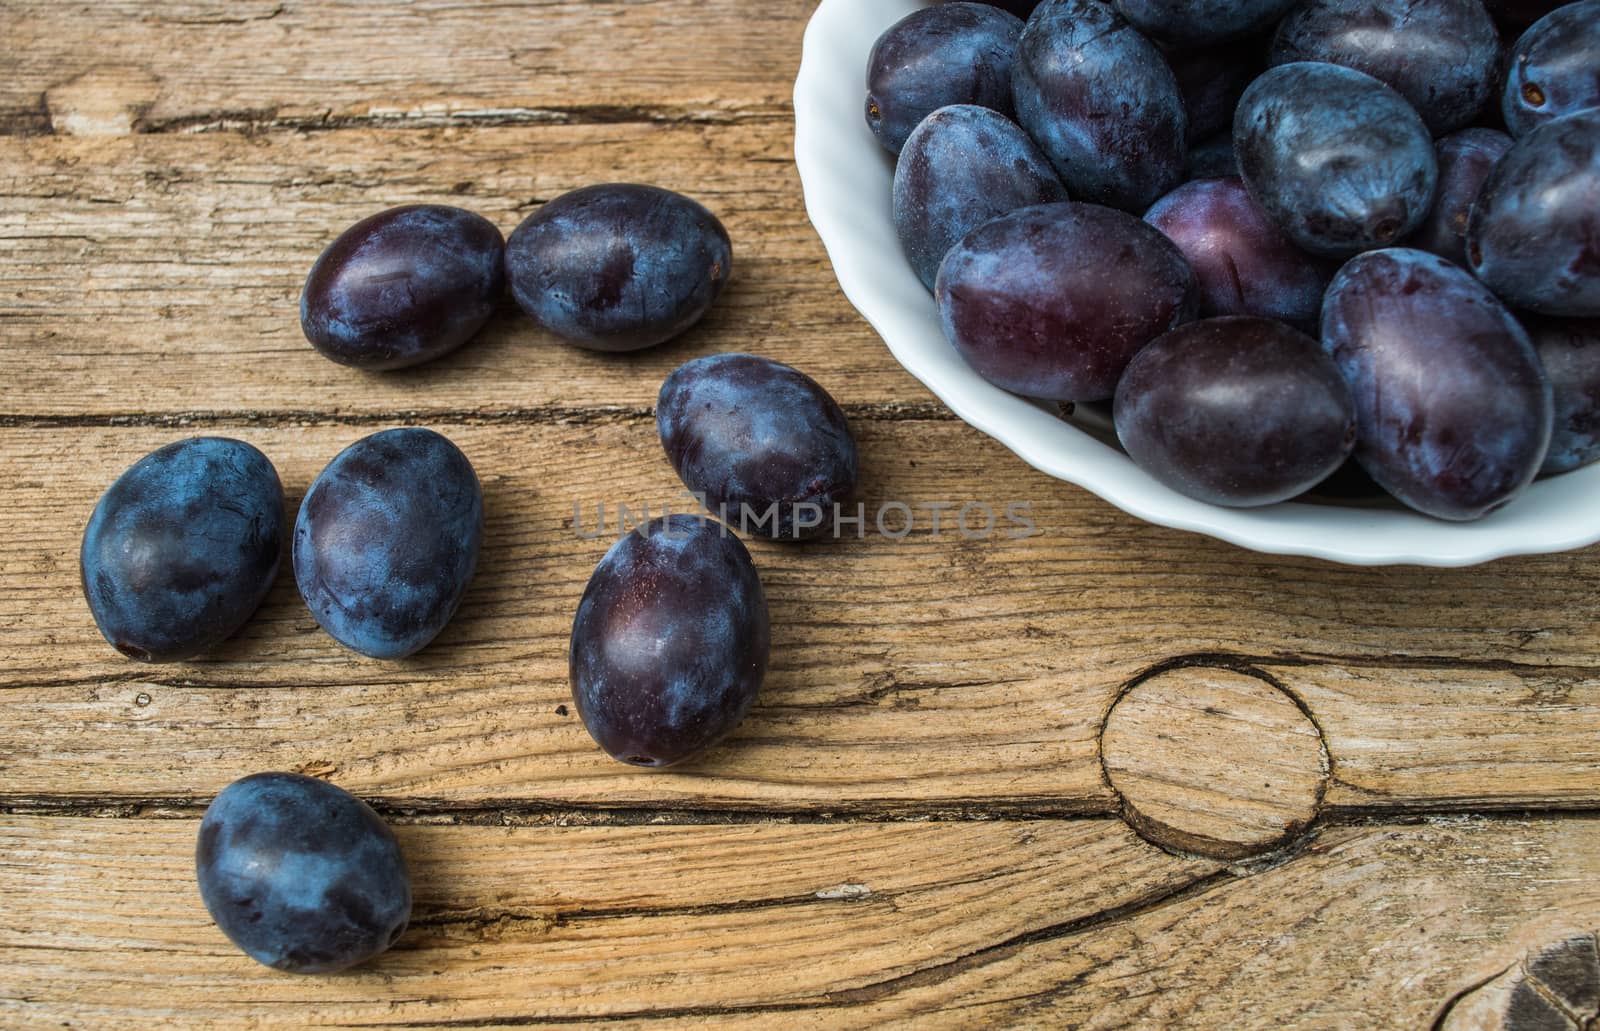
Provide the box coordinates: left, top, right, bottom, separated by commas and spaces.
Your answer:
3, 3, 1599, 1027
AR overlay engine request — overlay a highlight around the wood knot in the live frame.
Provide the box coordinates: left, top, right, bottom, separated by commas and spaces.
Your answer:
1440, 932, 1600, 1030
44, 67, 161, 136
1100, 665, 1329, 860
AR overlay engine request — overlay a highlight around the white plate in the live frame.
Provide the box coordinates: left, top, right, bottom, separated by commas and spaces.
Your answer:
792, 0, 1600, 567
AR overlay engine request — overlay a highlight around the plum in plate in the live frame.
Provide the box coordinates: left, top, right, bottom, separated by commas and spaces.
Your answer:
1269, 0, 1503, 135
865, 3, 1024, 155
936, 201, 1197, 403
1236, 62, 1438, 258
1407, 129, 1515, 267
893, 104, 1067, 291
1012, 0, 1187, 212
1114, 317, 1356, 508
1503, 1, 1600, 138
1112, 0, 1300, 46
1321, 248, 1552, 521
1144, 177, 1331, 330
1468, 109, 1600, 318
570, 515, 769, 768
1524, 315, 1600, 475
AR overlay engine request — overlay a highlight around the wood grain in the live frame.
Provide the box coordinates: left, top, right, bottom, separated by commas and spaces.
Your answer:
2, 422, 1598, 816
0, 124, 908, 419
4, 814, 1600, 1027
0, 1, 805, 134
1101, 667, 1329, 859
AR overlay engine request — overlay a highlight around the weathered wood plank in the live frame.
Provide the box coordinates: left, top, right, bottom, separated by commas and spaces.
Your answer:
1, 422, 1597, 813
0, 1, 806, 134
2, 815, 1597, 1028
0, 124, 908, 419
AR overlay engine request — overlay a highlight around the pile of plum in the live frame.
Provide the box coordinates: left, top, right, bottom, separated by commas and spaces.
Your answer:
873, 0, 1600, 519
80, 182, 864, 972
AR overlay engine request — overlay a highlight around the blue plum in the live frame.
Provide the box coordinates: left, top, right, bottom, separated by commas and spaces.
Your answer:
294, 428, 482, 659
1408, 128, 1515, 266
865, 3, 1024, 155
1114, 317, 1356, 507
893, 104, 1067, 290
1144, 177, 1332, 329
1114, 0, 1300, 45
80, 437, 283, 662
1503, 2, 1600, 138
936, 202, 1198, 402
1236, 62, 1438, 258
196, 773, 410, 974
1269, 0, 1503, 135
505, 184, 731, 352
570, 515, 769, 768
1012, 0, 1187, 212
940, 0, 1042, 15
657, 354, 858, 542
1525, 315, 1600, 474
300, 205, 504, 371
1468, 110, 1600, 317
1321, 248, 1552, 520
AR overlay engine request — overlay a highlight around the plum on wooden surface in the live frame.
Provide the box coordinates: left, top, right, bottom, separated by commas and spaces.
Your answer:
196, 773, 410, 974
80, 437, 283, 662
300, 205, 503, 371
658, 354, 858, 541
505, 184, 731, 353
294, 428, 482, 659
570, 515, 769, 768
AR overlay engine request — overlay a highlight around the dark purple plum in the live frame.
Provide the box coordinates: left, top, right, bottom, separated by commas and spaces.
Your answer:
1503, 2, 1600, 138
1114, 317, 1356, 507
294, 428, 482, 659
1269, 0, 1503, 135
1166, 36, 1267, 144
1525, 315, 1600, 473
1113, 0, 1300, 45
1012, 0, 1187, 212
1321, 248, 1552, 520
936, 202, 1198, 402
1485, 0, 1568, 30
657, 354, 858, 542
1468, 110, 1600, 317
1186, 135, 1240, 180
865, 3, 1024, 155
1144, 177, 1332, 328
505, 184, 731, 352
80, 437, 283, 663
894, 105, 1067, 290
1236, 62, 1439, 258
570, 515, 769, 768
196, 773, 410, 974
1408, 128, 1515, 266
300, 205, 504, 371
